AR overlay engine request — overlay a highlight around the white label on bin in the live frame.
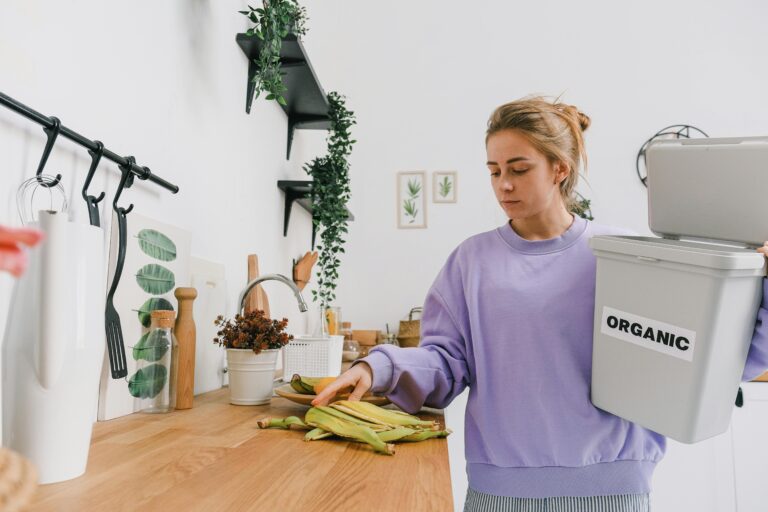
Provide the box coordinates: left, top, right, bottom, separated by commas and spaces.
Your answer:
600, 307, 696, 362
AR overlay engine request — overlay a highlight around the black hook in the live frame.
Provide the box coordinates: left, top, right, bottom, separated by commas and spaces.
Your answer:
83, 141, 106, 203
114, 156, 135, 215
82, 141, 107, 226
36, 116, 63, 188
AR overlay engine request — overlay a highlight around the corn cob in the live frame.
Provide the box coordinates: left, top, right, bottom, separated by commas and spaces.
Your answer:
290, 374, 318, 394
376, 426, 418, 442
257, 416, 310, 430
305, 407, 395, 455
330, 400, 438, 429
315, 405, 391, 432
400, 428, 453, 442
304, 427, 334, 441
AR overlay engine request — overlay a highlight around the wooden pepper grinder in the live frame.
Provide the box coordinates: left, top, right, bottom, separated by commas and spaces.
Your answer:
174, 287, 197, 409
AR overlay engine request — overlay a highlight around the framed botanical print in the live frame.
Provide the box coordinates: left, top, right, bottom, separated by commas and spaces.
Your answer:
397, 171, 427, 229
433, 171, 457, 203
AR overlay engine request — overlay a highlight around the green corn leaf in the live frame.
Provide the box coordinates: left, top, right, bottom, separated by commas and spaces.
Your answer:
136, 229, 177, 262
128, 364, 168, 399
136, 264, 175, 295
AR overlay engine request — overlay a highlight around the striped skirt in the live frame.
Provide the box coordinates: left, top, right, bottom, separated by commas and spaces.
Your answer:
463, 488, 651, 512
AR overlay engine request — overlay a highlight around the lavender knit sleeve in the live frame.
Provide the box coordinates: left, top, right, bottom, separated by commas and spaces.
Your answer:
741, 278, 768, 382
351, 255, 471, 413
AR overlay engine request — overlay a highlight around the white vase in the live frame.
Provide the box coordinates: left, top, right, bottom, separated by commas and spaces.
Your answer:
2, 211, 105, 484
225, 348, 279, 405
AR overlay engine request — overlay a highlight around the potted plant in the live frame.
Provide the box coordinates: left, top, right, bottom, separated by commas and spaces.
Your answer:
239, 0, 308, 107
303, 91, 356, 330
214, 309, 294, 405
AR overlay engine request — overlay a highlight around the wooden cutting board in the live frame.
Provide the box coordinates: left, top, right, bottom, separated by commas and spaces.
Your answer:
245, 254, 270, 318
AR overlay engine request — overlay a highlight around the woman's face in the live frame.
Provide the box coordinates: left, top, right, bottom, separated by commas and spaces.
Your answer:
486, 129, 568, 220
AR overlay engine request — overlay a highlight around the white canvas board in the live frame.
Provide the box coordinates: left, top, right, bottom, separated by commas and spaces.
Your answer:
97, 212, 191, 421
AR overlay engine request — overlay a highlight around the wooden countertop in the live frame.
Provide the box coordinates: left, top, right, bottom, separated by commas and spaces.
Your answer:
28, 385, 453, 512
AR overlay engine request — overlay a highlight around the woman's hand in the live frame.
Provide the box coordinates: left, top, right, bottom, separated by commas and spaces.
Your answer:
757, 242, 768, 276
311, 362, 373, 406
0, 225, 43, 277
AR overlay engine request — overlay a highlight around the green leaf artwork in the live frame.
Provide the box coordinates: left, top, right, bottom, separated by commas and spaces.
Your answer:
136, 264, 175, 295
403, 199, 418, 223
128, 364, 168, 399
407, 178, 421, 198
136, 229, 177, 262
403, 178, 421, 222
439, 176, 453, 198
136, 298, 174, 328
132, 330, 170, 362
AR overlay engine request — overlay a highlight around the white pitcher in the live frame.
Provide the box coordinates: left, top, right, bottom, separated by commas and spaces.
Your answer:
2, 210, 106, 484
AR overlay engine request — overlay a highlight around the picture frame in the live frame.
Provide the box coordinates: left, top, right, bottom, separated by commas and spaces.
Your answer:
397, 171, 427, 229
433, 171, 457, 203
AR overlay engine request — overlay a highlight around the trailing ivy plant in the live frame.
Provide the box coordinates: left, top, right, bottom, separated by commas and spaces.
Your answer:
303, 92, 357, 309
240, 0, 308, 106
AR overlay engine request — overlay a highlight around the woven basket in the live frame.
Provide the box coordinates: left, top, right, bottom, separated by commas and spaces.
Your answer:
397, 307, 422, 348
0, 447, 38, 511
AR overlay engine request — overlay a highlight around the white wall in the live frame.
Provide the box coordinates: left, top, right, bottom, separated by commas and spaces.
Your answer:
2, 1, 768, 510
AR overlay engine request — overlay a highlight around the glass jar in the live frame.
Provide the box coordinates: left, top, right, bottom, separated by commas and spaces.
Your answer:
324, 306, 342, 336
128, 310, 178, 413
342, 339, 361, 361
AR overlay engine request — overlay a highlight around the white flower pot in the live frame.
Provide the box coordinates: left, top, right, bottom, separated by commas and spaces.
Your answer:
225, 348, 279, 405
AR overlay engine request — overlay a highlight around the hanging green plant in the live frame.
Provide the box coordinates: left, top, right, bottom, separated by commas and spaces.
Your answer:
303, 91, 356, 309
240, 0, 308, 107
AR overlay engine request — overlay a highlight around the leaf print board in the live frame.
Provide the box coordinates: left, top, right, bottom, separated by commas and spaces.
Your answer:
433, 171, 457, 203
397, 171, 427, 229
97, 212, 191, 421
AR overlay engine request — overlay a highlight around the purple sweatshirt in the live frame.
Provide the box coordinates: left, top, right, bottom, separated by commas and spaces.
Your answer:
353, 214, 768, 498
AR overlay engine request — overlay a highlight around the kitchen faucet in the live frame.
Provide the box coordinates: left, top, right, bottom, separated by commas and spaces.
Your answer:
237, 273, 308, 314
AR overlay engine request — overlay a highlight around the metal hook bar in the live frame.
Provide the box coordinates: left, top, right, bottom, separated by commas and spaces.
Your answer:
114, 156, 135, 215
36, 116, 63, 188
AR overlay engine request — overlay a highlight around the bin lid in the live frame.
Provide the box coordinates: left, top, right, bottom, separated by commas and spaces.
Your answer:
590, 235, 766, 271
646, 136, 768, 248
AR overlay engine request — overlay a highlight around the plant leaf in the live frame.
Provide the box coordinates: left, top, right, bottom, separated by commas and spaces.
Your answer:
132, 330, 170, 362
128, 363, 168, 399
136, 298, 174, 328
136, 229, 177, 262
136, 264, 175, 295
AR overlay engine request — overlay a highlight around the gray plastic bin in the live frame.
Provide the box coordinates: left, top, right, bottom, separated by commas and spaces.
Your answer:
590, 136, 768, 443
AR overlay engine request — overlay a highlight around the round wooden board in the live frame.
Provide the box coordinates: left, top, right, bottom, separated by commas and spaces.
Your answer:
274, 384, 390, 406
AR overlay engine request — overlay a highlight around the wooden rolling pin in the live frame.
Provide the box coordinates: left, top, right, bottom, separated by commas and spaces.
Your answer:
174, 287, 197, 409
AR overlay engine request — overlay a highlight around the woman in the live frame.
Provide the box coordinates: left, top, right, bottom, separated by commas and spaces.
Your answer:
312, 96, 768, 511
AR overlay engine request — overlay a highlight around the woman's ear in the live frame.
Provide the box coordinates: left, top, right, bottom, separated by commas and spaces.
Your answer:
553, 161, 570, 185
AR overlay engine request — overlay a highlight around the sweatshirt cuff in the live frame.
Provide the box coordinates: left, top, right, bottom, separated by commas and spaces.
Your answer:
351, 349, 393, 394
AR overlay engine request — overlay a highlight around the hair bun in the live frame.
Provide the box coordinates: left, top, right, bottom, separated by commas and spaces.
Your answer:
575, 110, 591, 132
557, 103, 591, 132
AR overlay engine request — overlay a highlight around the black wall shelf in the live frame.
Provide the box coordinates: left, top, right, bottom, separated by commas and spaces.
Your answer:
237, 33, 331, 160
277, 180, 354, 249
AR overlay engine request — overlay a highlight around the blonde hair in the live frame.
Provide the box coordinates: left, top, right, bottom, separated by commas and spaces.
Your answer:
485, 95, 590, 212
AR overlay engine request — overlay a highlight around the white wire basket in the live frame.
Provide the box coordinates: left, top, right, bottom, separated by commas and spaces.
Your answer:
282, 335, 344, 381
